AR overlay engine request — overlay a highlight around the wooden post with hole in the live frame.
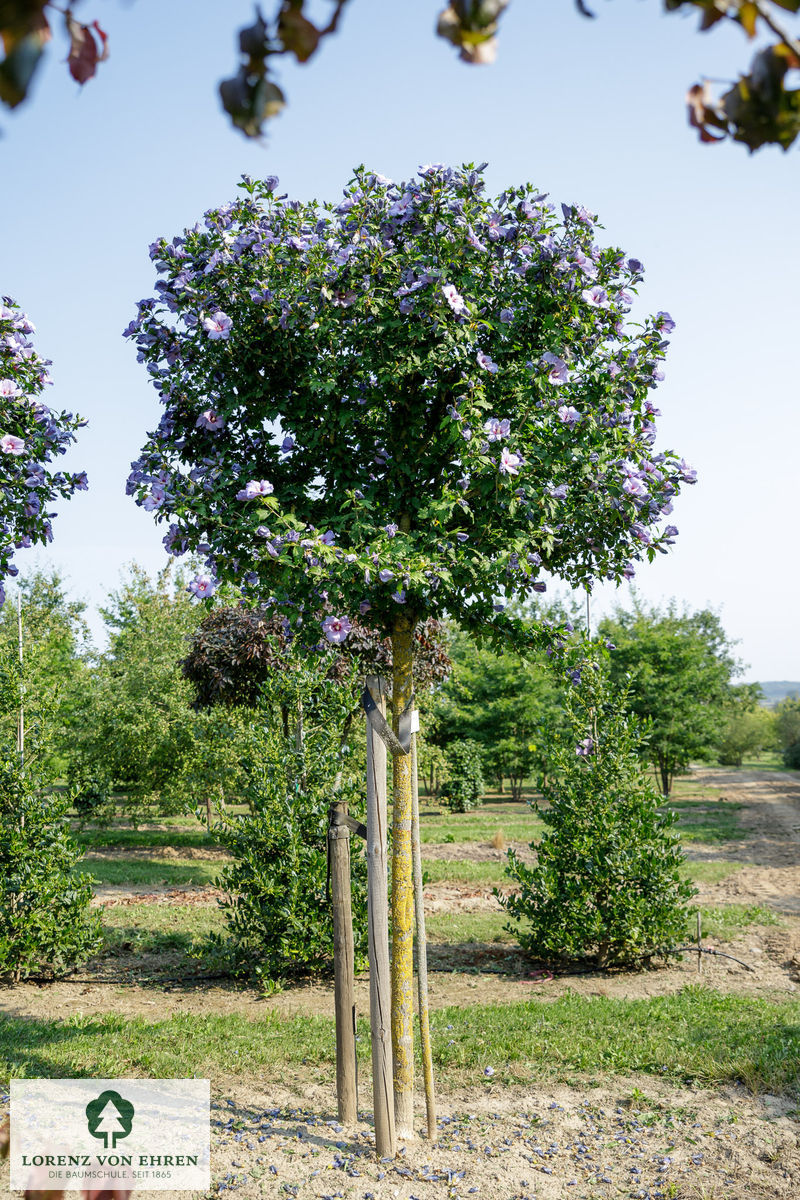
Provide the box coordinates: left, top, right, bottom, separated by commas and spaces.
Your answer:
329, 800, 358, 1124
364, 675, 396, 1159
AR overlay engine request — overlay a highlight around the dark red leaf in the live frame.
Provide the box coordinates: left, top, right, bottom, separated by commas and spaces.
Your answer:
65, 12, 98, 85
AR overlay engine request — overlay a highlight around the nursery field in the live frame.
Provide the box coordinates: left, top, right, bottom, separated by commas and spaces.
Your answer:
2, 764, 800, 1199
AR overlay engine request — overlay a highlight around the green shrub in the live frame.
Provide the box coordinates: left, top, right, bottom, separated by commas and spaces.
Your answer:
501, 646, 695, 967
440, 738, 485, 813
783, 740, 800, 769
0, 756, 100, 981
209, 665, 368, 988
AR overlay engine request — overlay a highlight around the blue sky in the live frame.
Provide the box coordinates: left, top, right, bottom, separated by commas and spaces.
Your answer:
2, 0, 797, 678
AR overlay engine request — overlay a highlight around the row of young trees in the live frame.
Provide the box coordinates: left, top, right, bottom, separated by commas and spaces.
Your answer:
2, 567, 771, 815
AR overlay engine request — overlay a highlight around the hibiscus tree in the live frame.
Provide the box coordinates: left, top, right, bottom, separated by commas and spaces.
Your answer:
126, 162, 694, 1135
0, 298, 87, 603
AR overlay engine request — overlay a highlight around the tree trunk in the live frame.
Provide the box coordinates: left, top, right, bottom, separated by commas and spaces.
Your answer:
391, 615, 415, 1141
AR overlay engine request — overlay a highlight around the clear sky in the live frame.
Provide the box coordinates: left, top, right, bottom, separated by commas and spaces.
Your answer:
2, 0, 797, 679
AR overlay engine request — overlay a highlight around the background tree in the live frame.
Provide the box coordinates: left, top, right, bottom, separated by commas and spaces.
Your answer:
3, 2, 797, 149
0, 297, 87, 603
775, 695, 800, 754
432, 623, 566, 800
716, 703, 777, 766
0, 569, 90, 777
599, 600, 743, 796
0, 646, 100, 981
69, 564, 210, 819
502, 641, 695, 967
126, 162, 692, 1137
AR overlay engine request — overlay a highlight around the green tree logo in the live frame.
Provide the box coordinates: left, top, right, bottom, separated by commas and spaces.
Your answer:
85, 1090, 135, 1149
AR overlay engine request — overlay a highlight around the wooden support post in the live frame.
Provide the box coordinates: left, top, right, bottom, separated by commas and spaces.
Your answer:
390, 620, 416, 1141
697, 909, 702, 974
330, 801, 358, 1125
411, 726, 436, 1142
365, 676, 396, 1159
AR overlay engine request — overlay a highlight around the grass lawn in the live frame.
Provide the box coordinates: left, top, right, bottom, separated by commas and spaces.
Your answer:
417, 806, 544, 845
658, 798, 747, 843
421, 858, 508, 885
79, 857, 222, 889
682, 859, 746, 885
76, 828, 221, 850
99, 903, 226, 957
2, 990, 798, 1096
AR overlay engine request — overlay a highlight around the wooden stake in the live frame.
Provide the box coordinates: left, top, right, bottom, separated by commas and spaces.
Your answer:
365, 676, 396, 1159
411, 727, 436, 1142
697, 909, 702, 974
390, 621, 415, 1141
330, 801, 358, 1124
16, 589, 24, 768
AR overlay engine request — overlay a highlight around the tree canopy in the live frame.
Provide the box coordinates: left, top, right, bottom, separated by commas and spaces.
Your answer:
126, 164, 693, 650
0, 298, 87, 604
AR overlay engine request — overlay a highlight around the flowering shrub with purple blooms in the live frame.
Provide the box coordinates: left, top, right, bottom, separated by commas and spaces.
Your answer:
125, 164, 693, 648
0, 299, 87, 604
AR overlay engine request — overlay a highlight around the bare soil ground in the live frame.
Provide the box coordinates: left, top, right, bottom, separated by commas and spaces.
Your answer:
3, 766, 800, 1199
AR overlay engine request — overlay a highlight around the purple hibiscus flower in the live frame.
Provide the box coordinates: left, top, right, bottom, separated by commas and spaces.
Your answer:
188, 574, 217, 599
442, 284, 467, 315
499, 448, 521, 476
196, 409, 225, 431
321, 614, 352, 644
236, 479, 274, 501
557, 405, 581, 426
622, 476, 648, 497
581, 286, 609, 308
576, 736, 595, 758
656, 311, 676, 333
202, 311, 233, 340
541, 351, 569, 385
484, 417, 510, 442
0, 433, 25, 455
476, 350, 498, 373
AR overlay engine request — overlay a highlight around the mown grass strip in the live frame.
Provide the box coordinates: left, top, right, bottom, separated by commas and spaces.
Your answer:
79, 858, 221, 888
76, 829, 220, 850
426, 910, 512, 944
660, 799, 747, 844
2, 990, 798, 1096
419, 816, 543, 845
421, 858, 508, 885
99, 904, 226, 955
682, 860, 745, 885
